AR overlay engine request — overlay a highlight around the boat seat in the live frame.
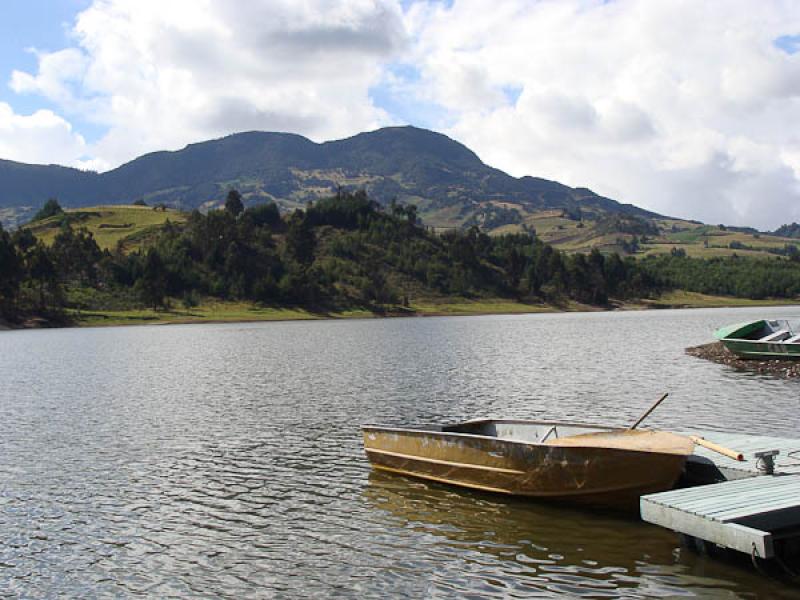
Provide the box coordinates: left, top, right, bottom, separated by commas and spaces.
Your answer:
786, 334, 800, 344
760, 330, 790, 342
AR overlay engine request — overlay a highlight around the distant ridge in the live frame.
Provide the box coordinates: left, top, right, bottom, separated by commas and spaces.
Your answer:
0, 126, 661, 228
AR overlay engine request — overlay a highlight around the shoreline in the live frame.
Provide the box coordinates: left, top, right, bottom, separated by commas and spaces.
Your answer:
686, 341, 800, 378
3, 292, 799, 331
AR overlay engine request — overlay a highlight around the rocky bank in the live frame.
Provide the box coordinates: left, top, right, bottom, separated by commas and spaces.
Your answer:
686, 341, 800, 378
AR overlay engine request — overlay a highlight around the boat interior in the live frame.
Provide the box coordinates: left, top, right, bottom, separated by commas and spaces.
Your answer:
442, 419, 615, 444
734, 319, 800, 343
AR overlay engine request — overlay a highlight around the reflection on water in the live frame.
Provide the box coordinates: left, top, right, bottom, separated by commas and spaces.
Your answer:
362, 471, 762, 598
363, 469, 800, 598
1, 306, 800, 598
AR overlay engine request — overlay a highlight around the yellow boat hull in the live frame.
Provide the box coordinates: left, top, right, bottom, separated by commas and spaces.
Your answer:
363, 424, 693, 512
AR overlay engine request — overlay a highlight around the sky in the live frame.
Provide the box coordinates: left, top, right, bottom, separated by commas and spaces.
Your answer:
2, 0, 800, 230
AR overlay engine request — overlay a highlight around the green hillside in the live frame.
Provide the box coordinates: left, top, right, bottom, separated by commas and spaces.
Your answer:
1, 192, 661, 327
491, 208, 800, 260
24, 203, 800, 263
25, 205, 187, 252
3, 193, 800, 329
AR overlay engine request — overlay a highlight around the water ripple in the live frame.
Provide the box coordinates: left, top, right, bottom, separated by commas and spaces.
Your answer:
1, 307, 800, 597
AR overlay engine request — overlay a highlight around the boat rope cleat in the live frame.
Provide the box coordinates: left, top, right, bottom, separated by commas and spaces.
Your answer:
754, 450, 780, 475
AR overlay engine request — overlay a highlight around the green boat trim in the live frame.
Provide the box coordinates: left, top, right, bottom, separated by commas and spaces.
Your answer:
713, 320, 766, 341
720, 340, 800, 359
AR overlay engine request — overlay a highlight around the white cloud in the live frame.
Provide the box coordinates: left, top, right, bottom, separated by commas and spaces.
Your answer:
0, 103, 89, 166
10, 48, 89, 107
10, 0, 408, 168
7, 0, 800, 228
406, 0, 800, 229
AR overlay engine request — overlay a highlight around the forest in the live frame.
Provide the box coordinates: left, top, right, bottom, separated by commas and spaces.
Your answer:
1, 190, 799, 325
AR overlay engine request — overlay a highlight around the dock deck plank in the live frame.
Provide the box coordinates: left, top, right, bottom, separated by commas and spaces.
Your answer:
640, 430, 800, 559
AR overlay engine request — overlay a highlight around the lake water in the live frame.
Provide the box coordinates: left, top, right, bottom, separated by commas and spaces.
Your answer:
1, 307, 800, 598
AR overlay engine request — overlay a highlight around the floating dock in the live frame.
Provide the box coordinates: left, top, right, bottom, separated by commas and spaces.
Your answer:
641, 430, 800, 561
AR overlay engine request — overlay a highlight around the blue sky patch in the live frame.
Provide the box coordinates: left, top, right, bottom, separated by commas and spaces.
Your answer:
502, 85, 523, 107
370, 62, 454, 129
774, 34, 800, 54
0, 0, 105, 146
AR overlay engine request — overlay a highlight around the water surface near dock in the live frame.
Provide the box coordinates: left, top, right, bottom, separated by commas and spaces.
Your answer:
1, 306, 799, 598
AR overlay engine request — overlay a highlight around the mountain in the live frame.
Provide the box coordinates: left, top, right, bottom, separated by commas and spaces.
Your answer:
0, 126, 660, 230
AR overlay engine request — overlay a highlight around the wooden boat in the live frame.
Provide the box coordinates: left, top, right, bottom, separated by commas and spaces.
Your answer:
714, 319, 800, 359
362, 419, 695, 511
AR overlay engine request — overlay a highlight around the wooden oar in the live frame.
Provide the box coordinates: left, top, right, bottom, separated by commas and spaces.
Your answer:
627, 393, 745, 460
690, 436, 745, 461
629, 393, 669, 430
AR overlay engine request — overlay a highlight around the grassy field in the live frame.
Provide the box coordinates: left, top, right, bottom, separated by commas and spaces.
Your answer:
632, 290, 800, 309
71, 297, 586, 327
487, 207, 800, 259
68, 293, 797, 329
71, 301, 379, 327
411, 299, 557, 315
72, 298, 558, 327
26, 205, 187, 252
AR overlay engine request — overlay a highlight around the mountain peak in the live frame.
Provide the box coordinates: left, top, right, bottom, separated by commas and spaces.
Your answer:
0, 126, 656, 229
329, 125, 484, 170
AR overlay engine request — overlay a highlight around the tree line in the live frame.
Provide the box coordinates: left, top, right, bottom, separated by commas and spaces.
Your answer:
640, 253, 800, 299
2, 190, 800, 324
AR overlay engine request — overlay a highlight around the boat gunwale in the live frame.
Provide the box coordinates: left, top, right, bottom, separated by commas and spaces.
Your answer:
362, 418, 618, 443
363, 418, 618, 432
720, 337, 800, 346
362, 421, 691, 457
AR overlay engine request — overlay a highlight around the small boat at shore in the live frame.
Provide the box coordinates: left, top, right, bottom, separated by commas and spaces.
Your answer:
714, 319, 800, 359
362, 419, 695, 511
